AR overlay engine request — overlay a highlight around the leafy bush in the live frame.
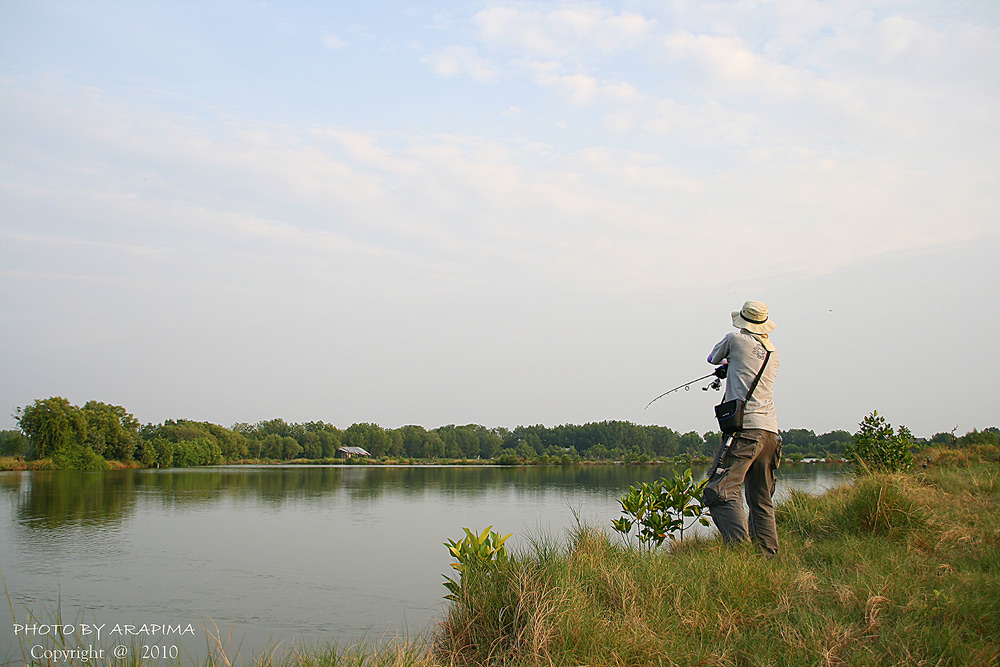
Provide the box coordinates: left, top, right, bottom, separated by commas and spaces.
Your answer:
845, 410, 914, 474
612, 468, 710, 548
51, 441, 107, 470
494, 450, 519, 465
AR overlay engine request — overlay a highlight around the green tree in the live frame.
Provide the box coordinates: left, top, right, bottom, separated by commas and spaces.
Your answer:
588, 443, 610, 460
958, 428, 999, 448
930, 431, 959, 447
83, 401, 140, 461
283, 436, 303, 459
679, 431, 705, 456
151, 437, 174, 467
343, 423, 391, 457
317, 426, 344, 458
135, 437, 158, 467
0, 430, 27, 457
506, 425, 545, 453
424, 431, 446, 459
16, 397, 89, 462
514, 441, 536, 460
437, 424, 496, 459
53, 441, 106, 470
477, 427, 502, 459
649, 427, 681, 457
249, 418, 296, 439
143, 419, 242, 463
205, 423, 249, 460
437, 425, 467, 458
780, 428, 818, 457
386, 429, 403, 457
259, 434, 287, 459
398, 425, 430, 458
817, 430, 852, 457
702, 431, 723, 454
300, 432, 322, 459
172, 437, 222, 467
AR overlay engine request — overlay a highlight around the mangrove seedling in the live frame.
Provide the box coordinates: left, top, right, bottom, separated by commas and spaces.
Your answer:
442, 526, 512, 600
613, 468, 710, 549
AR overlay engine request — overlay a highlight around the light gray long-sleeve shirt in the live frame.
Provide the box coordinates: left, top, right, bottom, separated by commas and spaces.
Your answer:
708, 330, 779, 433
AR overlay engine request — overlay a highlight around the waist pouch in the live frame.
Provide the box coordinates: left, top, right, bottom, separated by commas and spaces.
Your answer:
715, 399, 744, 435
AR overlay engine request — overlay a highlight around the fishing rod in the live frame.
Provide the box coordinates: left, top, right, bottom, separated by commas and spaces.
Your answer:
643, 364, 728, 410
706, 433, 735, 480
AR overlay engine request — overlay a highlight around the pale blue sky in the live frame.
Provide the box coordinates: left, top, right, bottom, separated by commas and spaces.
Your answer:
2, 1, 997, 437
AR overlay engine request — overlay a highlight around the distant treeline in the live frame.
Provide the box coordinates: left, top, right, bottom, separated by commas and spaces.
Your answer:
2, 396, 997, 470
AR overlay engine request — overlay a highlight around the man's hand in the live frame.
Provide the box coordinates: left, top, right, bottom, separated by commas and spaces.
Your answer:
714, 364, 728, 379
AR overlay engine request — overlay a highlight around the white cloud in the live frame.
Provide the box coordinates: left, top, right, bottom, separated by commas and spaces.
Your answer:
474, 5, 655, 56
424, 45, 500, 81
322, 32, 346, 49
641, 98, 754, 147
526, 60, 643, 107
3, 74, 994, 306
662, 31, 862, 114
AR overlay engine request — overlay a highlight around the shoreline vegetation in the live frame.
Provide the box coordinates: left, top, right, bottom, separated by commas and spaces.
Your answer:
8, 445, 999, 666
4, 396, 997, 472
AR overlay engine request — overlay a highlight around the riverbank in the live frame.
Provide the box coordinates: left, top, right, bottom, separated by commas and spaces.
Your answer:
0, 454, 712, 471
0, 456, 55, 471
427, 457, 998, 666
0, 456, 151, 471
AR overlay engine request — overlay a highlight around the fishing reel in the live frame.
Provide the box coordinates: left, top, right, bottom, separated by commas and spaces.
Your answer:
702, 364, 726, 391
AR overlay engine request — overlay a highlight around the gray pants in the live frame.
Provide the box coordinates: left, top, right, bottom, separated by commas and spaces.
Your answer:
703, 429, 781, 555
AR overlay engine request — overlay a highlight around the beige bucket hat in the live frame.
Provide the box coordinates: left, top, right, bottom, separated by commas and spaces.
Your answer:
732, 300, 777, 334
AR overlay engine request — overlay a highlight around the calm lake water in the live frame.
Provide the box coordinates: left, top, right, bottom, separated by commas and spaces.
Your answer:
0, 463, 846, 662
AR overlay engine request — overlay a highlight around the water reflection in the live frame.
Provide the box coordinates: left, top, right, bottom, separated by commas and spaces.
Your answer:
6, 464, 848, 527
11, 470, 138, 530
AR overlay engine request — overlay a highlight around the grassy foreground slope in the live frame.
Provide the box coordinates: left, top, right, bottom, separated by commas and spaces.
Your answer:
427, 455, 999, 667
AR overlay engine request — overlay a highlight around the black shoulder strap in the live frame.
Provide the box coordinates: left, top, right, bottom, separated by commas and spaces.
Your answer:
744, 348, 771, 403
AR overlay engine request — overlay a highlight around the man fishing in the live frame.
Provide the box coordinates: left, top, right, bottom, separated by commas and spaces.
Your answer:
702, 300, 781, 555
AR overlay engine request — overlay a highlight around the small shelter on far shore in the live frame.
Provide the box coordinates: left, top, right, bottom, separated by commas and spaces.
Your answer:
338, 446, 371, 459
